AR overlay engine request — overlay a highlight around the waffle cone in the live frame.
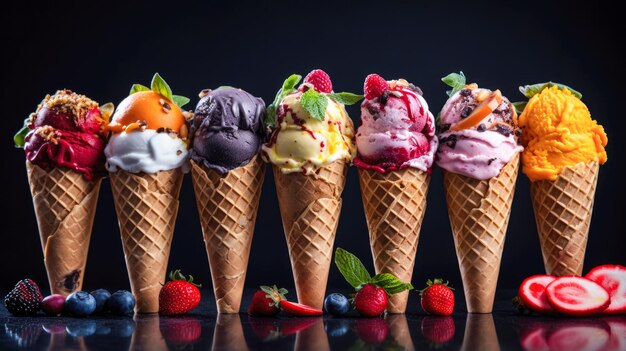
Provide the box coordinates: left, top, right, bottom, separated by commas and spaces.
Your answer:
461, 314, 500, 351
294, 318, 328, 351
132, 314, 167, 351
191, 156, 265, 313
212, 314, 249, 351
386, 315, 415, 351
26, 162, 100, 296
273, 161, 347, 309
443, 154, 519, 313
110, 169, 183, 313
358, 167, 430, 313
531, 161, 599, 276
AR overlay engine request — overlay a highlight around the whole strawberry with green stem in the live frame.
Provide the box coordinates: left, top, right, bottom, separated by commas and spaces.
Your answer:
248, 285, 322, 316
334, 248, 413, 317
420, 279, 455, 316
159, 270, 201, 316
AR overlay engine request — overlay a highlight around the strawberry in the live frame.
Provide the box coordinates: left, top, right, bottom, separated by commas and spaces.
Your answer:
585, 264, 626, 314
303, 69, 332, 93
160, 316, 202, 344
355, 318, 388, 344
421, 316, 455, 345
354, 284, 388, 317
420, 279, 455, 316
4, 279, 43, 316
248, 285, 286, 316
158, 270, 201, 316
605, 317, 626, 351
279, 300, 323, 316
545, 276, 610, 316
364, 74, 388, 100
518, 274, 556, 314
518, 319, 550, 351
278, 318, 321, 336
546, 319, 611, 351
4, 322, 42, 347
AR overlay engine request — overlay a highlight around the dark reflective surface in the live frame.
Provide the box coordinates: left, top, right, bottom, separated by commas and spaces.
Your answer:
2, 290, 625, 350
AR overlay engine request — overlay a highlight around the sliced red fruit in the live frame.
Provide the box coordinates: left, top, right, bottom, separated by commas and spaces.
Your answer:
546, 319, 610, 351
545, 276, 610, 316
585, 264, 626, 314
519, 274, 557, 314
450, 89, 502, 131
279, 300, 323, 317
518, 320, 550, 351
604, 317, 626, 351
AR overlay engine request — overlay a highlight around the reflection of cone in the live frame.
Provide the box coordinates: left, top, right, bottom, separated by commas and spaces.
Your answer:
443, 154, 519, 313
359, 168, 430, 313
386, 314, 415, 351
212, 314, 248, 351
294, 318, 328, 351
191, 156, 264, 313
273, 161, 347, 309
461, 314, 500, 351
110, 169, 183, 313
531, 162, 599, 276
26, 162, 100, 296
130, 315, 167, 351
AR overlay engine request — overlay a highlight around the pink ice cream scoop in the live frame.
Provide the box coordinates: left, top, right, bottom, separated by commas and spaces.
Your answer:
354, 75, 438, 173
436, 86, 522, 180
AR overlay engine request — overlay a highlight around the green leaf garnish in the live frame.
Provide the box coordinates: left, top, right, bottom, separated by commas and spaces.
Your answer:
370, 273, 414, 295
441, 71, 467, 97
334, 248, 371, 290
218, 85, 234, 89
329, 92, 364, 105
150, 73, 174, 102
518, 82, 582, 99
265, 74, 302, 127
130, 84, 150, 95
300, 89, 328, 120
172, 95, 190, 108
14, 117, 30, 148
512, 101, 527, 115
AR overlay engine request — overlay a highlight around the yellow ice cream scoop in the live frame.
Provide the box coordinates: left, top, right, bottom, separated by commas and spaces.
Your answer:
518, 85, 607, 181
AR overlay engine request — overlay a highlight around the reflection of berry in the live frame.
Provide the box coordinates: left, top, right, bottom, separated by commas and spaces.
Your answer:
4, 279, 43, 316
421, 316, 455, 345
248, 317, 280, 341
4, 322, 42, 348
304, 69, 333, 93
355, 318, 388, 344
161, 317, 202, 344
364, 74, 388, 100
355, 284, 387, 317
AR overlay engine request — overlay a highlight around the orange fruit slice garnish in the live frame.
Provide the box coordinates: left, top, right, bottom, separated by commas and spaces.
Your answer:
450, 89, 502, 131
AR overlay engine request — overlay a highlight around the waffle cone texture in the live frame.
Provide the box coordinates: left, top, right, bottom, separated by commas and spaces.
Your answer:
273, 161, 348, 309
191, 155, 265, 313
27, 162, 100, 296
110, 168, 183, 313
531, 161, 599, 276
443, 153, 520, 313
358, 167, 430, 313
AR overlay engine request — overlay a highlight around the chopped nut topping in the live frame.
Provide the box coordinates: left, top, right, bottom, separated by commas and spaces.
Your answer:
476, 90, 489, 102
34, 126, 60, 144
34, 89, 98, 122
182, 111, 194, 121
179, 124, 188, 139
199, 89, 212, 98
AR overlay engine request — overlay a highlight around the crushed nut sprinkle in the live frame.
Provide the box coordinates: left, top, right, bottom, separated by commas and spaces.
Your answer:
179, 124, 188, 139
408, 84, 423, 95
35, 89, 98, 121
34, 126, 60, 144
199, 89, 212, 98
182, 111, 194, 121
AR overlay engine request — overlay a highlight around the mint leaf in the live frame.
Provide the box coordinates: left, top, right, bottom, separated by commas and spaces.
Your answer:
172, 95, 190, 108
329, 92, 363, 105
334, 248, 371, 289
370, 273, 413, 295
218, 85, 234, 89
512, 101, 527, 115
265, 74, 302, 127
300, 89, 328, 120
151, 73, 174, 102
14, 117, 30, 148
519, 82, 582, 99
130, 84, 150, 95
441, 71, 466, 97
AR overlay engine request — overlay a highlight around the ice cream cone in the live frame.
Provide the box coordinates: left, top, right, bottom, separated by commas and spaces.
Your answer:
109, 168, 183, 313
530, 161, 599, 276
443, 154, 519, 313
460, 314, 500, 351
26, 162, 101, 296
191, 155, 265, 313
212, 314, 248, 351
358, 167, 430, 313
273, 160, 348, 309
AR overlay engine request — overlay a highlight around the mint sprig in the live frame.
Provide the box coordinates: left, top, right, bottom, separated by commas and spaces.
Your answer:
14, 117, 30, 148
334, 248, 413, 295
129, 73, 190, 107
130, 84, 150, 95
441, 71, 467, 97
300, 90, 328, 120
329, 92, 363, 105
512, 101, 527, 115
172, 95, 190, 108
266, 74, 302, 127
519, 82, 582, 100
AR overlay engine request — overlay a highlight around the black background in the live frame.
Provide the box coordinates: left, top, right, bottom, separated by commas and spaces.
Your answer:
1, 1, 623, 295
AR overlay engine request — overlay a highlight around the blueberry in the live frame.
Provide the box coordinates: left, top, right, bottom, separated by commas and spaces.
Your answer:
107, 290, 135, 315
90, 289, 111, 313
324, 293, 350, 316
325, 319, 350, 337
66, 320, 97, 337
64, 291, 96, 317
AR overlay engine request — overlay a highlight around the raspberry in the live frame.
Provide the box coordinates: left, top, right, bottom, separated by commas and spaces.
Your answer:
303, 69, 333, 93
364, 74, 388, 100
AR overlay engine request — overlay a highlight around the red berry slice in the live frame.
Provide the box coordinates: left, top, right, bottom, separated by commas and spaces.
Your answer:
585, 264, 626, 314
545, 276, 610, 316
279, 300, 322, 316
604, 317, 626, 351
546, 320, 610, 351
518, 320, 550, 351
518, 274, 556, 314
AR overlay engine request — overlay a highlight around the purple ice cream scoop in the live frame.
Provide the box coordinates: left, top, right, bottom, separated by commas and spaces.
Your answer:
191, 87, 266, 174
